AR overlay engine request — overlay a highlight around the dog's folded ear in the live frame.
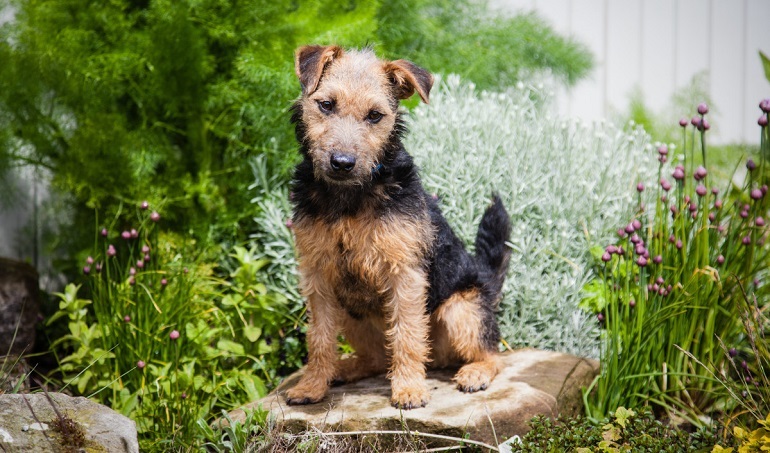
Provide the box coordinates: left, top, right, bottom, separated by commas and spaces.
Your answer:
384, 59, 434, 104
295, 45, 344, 96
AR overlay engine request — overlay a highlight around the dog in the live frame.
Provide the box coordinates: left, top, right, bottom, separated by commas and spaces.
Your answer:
285, 45, 512, 410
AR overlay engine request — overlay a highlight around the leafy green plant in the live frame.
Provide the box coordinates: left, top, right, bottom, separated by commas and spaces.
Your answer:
583, 101, 770, 422
513, 406, 718, 452
47, 202, 294, 451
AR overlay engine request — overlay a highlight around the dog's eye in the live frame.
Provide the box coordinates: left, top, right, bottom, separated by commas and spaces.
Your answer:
317, 100, 334, 113
366, 110, 384, 124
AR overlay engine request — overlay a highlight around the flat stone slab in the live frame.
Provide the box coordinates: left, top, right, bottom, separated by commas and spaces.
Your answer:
227, 348, 598, 445
0, 392, 139, 453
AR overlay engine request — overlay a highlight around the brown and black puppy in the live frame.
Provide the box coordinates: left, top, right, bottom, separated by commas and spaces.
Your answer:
286, 45, 512, 410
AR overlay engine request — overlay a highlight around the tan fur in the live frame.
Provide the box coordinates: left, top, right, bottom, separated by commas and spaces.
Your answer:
431, 289, 500, 392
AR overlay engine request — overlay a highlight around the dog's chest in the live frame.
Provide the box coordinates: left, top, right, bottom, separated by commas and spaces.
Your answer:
294, 213, 432, 317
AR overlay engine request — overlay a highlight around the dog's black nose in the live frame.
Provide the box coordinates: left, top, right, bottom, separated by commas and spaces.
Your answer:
330, 153, 356, 172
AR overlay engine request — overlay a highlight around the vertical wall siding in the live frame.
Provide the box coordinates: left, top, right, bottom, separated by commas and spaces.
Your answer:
492, 0, 770, 144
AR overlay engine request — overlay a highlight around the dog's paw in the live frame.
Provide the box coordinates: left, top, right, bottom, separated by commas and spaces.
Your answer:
285, 382, 327, 405
453, 362, 495, 393
390, 384, 430, 410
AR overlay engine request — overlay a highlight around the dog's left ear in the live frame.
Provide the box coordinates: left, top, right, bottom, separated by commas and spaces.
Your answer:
295, 45, 344, 96
384, 59, 433, 104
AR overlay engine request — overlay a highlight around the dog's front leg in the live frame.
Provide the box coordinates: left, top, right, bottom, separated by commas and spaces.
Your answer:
386, 266, 431, 409
286, 275, 341, 405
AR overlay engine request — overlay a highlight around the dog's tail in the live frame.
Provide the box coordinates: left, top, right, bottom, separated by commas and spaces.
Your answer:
474, 194, 512, 308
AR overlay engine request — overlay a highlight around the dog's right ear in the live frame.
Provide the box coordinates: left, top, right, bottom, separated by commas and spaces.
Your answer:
295, 45, 344, 96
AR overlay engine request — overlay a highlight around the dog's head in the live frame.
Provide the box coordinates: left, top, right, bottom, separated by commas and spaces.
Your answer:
293, 45, 433, 186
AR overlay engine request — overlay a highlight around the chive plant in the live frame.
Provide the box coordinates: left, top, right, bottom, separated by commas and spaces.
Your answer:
585, 100, 770, 422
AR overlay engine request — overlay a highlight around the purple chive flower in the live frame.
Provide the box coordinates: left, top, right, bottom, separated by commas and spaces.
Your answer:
95, 262, 102, 273
763, 185, 769, 195
123, 315, 131, 322
760, 99, 770, 113
679, 117, 688, 127
636, 256, 648, 267
617, 228, 627, 238
601, 252, 612, 262
658, 155, 668, 164
141, 200, 149, 210
625, 223, 636, 234
689, 202, 698, 212
161, 278, 168, 286
605, 245, 618, 254
83, 266, 91, 275
672, 167, 685, 180
653, 255, 662, 264
747, 159, 757, 171
170, 330, 180, 340
741, 210, 749, 219
136, 259, 144, 269
107, 244, 117, 257
714, 199, 723, 209
86, 256, 94, 265
661, 195, 668, 203
708, 212, 715, 222
144, 253, 151, 262
142, 245, 150, 254
636, 182, 645, 192
756, 217, 766, 227
629, 299, 636, 307
101, 228, 108, 237
691, 211, 698, 219
676, 239, 683, 250
632, 219, 642, 230
670, 205, 679, 216
729, 348, 738, 358
695, 184, 707, 197
669, 234, 676, 243
697, 103, 709, 115
181, 393, 187, 400
655, 276, 664, 285
137, 360, 146, 369
285, 219, 294, 229
652, 284, 659, 292
121, 230, 131, 240
694, 166, 708, 181
643, 249, 650, 259
183, 267, 189, 274
635, 244, 646, 255
630, 234, 640, 244
742, 235, 751, 245
130, 228, 138, 239
150, 211, 160, 222
661, 179, 672, 191
760, 115, 769, 127
129, 276, 136, 286
751, 188, 763, 200
597, 313, 605, 322
657, 145, 669, 155
129, 267, 136, 276
718, 225, 726, 233
754, 278, 760, 287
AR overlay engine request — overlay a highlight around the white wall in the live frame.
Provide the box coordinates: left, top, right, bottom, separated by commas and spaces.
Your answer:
491, 0, 770, 144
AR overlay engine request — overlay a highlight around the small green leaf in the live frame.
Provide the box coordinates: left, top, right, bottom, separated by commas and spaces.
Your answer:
243, 325, 262, 343
217, 339, 245, 355
760, 50, 770, 83
614, 406, 635, 428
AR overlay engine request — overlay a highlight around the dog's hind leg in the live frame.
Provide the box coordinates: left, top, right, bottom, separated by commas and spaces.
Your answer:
333, 314, 388, 384
433, 288, 500, 393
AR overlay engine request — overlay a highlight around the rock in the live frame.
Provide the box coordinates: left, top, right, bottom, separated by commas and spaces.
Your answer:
227, 348, 598, 447
0, 392, 139, 453
0, 257, 41, 356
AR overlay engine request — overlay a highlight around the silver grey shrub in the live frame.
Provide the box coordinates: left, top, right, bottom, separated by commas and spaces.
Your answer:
250, 75, 661, 358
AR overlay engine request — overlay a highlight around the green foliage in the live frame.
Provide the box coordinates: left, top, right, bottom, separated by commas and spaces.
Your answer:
514, 406, 718, 452
0, 0, 593, 268
47, 204, 298, 451
583, 106, 770, 422
760, 51, 770, 85
376, 0, 593, 89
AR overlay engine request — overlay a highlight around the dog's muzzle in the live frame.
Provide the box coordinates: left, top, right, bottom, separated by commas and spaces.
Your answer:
329, 152, 356, 174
